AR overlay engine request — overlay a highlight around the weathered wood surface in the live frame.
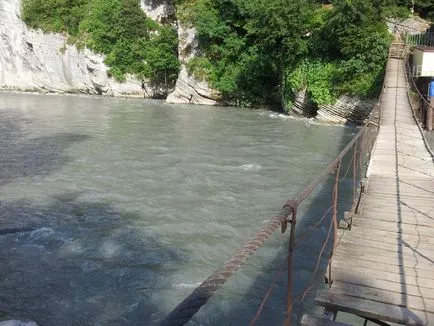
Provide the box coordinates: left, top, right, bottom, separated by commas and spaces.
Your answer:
315, 55, 434, 325
316, 291, 434, 325
301, 314, 351, 326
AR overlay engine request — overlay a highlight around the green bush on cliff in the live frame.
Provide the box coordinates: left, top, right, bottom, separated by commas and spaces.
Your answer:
177, 0, 397, 108
283, 0, 392, 110
22, 0, 89, 34
21, 0, 179, 89
178, 0, 314, 106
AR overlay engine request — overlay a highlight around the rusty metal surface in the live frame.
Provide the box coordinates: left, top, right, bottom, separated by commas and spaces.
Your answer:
159, 126, 376, 326
160, 46, 385, 326
160, 207, 292, 326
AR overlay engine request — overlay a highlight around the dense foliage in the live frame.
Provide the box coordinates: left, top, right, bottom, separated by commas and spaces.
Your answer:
20, 0, 433, 107
180, 0, 400, 108
285, 1, 393, 107
22, 0, 180, 91
415, 0, 434, 20
179, 0, 314, 107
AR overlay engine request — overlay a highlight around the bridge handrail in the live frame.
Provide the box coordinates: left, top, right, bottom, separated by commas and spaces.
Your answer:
159, 46, 392, 326
402, 43, 434, 159
405, 31, 434, 47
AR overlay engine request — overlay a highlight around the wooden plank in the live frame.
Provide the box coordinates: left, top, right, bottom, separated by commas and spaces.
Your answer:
315, 290, 434, 325
355, 214, 434, 227
337, 236, 434, 261
301, 315, 351, 326
331, 281, 434, 314
328, 276, 434, 300
338, 236, 434, 256
331, 257, 434, 279
365, 180, 434, 198
314, 56, 434, 324
361, 196, 434, 208
356, 207, 434, 226
333, 242, 434, 266
344, 231, 434, 250
331, 265, 434, 290
368, 176, 434, 187
331, 254, 433, 278
349, 227, 434, 246
361, 199, 434, 214
352, 219, 434, 237
369, 177, 434, 191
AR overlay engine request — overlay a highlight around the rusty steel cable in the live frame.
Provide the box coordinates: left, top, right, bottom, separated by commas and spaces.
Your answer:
294, 212, 334, 307
295, 217, 333, 323
250, 256, 288, 326
293, 205, 333, 250
159, 206, 293, 326
292, 126, 365, 209
338, 149, 355, 182
295, 163, 341, 323
158, 46, 389, 326
332, 161, 341, 250
160, 116, 380, 326
284, 200, 299, 326
251, 203, 332, 325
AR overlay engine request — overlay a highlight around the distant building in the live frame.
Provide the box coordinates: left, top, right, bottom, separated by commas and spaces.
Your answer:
412, 46, 434, 77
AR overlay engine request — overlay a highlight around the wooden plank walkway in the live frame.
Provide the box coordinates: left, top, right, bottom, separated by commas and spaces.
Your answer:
314, 55, 434, 325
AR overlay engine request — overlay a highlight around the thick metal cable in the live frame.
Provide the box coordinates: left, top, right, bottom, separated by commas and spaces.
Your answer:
250, 256, 288, 326
293, 205, 333, 249
161, 100, 382, 326
159, 207, 292, 326
160, 131, 371, 326
296, 215, 334, 324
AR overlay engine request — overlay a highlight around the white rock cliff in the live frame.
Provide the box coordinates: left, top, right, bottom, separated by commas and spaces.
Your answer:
0, 0, 219, 103
140, 0, 174, 23
0, 0, 143, 96
166, 23, 220, 105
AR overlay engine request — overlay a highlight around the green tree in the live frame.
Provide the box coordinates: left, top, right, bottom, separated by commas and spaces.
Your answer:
22, 0, 89, 34
183, 0, 315, 106
21, 0, 180, 93
415, 0, 434, 20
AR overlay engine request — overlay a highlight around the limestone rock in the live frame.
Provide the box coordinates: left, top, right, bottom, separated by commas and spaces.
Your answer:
140, 0, 175, 23
0, 0, 144, 97
166, 66, 221, 105
166, 24, 220, 105
291, 89, 375, 125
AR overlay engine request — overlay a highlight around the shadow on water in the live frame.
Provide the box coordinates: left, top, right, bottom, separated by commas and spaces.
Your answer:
0, 193, 185, 325
187, 125, 360, 325
0, 108, 185, 325
0, 109, 90, 186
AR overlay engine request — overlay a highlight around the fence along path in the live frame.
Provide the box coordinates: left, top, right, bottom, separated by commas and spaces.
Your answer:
315, 46, 434, 324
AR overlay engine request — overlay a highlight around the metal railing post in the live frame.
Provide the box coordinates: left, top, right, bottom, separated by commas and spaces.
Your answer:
285, 201, 297, 326
285, 219, 296, 326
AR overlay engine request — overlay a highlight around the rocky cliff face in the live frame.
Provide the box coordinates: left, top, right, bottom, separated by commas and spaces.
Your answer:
291, 88, 375, 125
166, 24, 221, 105
0, 0, 219, 102
0, 0, 143, 96
140, 0, 174, 23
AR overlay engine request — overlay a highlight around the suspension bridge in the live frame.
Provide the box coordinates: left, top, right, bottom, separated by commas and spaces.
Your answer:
160, 42, 434, 326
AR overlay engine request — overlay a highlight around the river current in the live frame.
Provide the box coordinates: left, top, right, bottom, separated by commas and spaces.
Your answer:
0, 92, 357, 325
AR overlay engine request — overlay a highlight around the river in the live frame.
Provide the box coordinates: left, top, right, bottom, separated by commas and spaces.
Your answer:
0, 92, 358, 325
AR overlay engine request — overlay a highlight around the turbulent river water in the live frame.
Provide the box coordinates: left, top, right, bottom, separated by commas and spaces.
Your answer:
0, 92, 358, 325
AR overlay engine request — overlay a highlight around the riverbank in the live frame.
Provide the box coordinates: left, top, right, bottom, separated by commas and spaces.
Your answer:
0, 89, 369, 128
